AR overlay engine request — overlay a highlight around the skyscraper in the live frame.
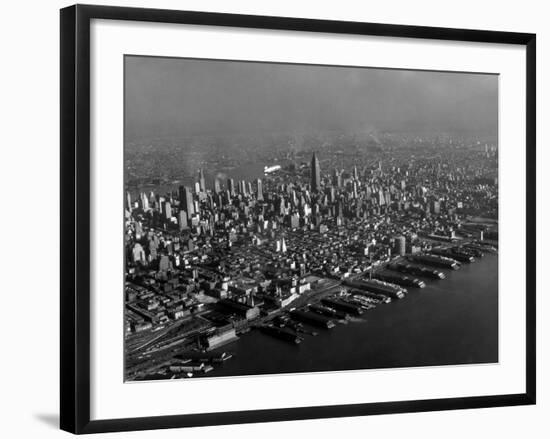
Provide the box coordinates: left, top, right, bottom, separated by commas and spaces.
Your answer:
178, 210, 188, 231
179, 185, 195, 220
140, 192, 149, 211
227, 178, 235, 196
311, 152, 321, 192
332, 168, 341, 188
126, 191, 133, 212
198, 168, 206, 192
163, 201, 172, 220
257, 178, 263, 201
378, 189, 386, 206
131, 243, 146, 264
239, 180, 247, 195
336, 200, 343, 218
393, 236, 406, 256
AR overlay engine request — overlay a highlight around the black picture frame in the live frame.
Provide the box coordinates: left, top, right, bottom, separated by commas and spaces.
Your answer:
60, 4, 536, 434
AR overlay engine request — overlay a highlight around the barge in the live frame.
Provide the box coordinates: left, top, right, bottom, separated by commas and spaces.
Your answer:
349, 289, 391, 303
374, 272, 426, 288
343, 278, 407, 299
459, 245, 484, 258
347, 296, 377, 310
389, 262, 446, 279
430, 247, 474, 263
321, 298, 364, 315
308, 303, 349, 320
260, 325, 303, 344
289, 309, 336, 329
470, 241, 498, 253
409, 254, 461, 270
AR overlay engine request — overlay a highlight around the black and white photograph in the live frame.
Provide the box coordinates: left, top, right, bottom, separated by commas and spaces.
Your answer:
123, 56, 499, 381
0, 0, 544, 436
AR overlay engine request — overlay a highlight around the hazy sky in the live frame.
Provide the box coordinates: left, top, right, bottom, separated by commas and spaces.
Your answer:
125, 56, 498, 141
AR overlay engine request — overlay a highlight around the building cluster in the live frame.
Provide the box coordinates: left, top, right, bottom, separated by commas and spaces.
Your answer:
124, 140, 498, 357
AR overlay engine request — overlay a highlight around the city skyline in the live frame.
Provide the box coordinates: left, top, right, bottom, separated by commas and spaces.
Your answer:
124, 56, 499, 381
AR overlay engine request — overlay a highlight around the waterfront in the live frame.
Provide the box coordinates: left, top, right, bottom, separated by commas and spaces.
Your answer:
124, 57, 500, 381
206, 253, 498, 377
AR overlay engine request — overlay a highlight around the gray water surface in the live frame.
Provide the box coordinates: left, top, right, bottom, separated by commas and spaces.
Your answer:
207, 253, 498, 378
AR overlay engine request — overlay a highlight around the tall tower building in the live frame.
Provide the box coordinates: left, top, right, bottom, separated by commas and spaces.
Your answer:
179, 186, 195, 220
332, 168, 341, 188
178, 210, 188, 231
178, 186, 185, 208
378, 189, 386, 206
336, 200, 343, 218
431, 200, 441, 214
393, 236, 406, 256
126, 191, 132, 212
149, 192, 157, 210
140, 192, 149, 211
227, 178, 235, 196
257, 178, 263, 201
311, 152, 321, 192
239, 180, 247, 195
163, 201, 172, 220
198, 168, 206, 192
214, 178, 221, 194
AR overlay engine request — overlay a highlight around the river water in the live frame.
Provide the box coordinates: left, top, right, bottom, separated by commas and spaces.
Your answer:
207, 253, 498, 378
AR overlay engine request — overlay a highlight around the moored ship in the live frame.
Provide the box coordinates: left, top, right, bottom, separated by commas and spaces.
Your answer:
374, 271, 426, 288
321, 298, 364, 315
347, 295, 377, 310
289, 309, 336, 329
409, 254, 461, 270
308, 303, 349, 320
343, 278, 407, 299
349, 289, 392, 303
471, 241, 498, 253
260, 325, 302, 344
459, 245, 484, 258
429, 247, 474, 263
389, 262, 446, 279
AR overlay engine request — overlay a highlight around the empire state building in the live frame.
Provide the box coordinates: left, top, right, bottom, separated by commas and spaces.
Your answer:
311, 152, 321, 192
